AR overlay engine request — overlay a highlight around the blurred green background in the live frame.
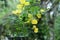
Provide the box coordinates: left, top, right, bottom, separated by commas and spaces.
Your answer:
0, 0, 60, 40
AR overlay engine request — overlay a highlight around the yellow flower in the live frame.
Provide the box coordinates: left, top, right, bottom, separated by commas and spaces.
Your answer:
24, 2, 30, 5
12, 11, 17, 14
31, 19, 38, 24
19, 0, 26, 4
28, 13, 33, 18
32, 25, 36, 29
37, 13, 41, 18
16, 10, 22, 13
17, 4, 23, 9
40, 9, 45, 12
12, 10, 22, 14
34, 28, 38, 33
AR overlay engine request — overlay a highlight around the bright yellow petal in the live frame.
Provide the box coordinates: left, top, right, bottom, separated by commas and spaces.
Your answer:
17, 4, 23, 9
37, 13, 41, 18
12, 10, 17, 14
32, 25, 36, 29
34, 28, 38, 33
40, 9, 45, 12
19, 0, 26, 4
16, 10, 22, 13
12, 10, 22, 15
31, 19, 38, 24
24, 2, 30, 5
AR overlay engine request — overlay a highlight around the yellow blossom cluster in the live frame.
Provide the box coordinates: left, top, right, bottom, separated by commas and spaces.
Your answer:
26, 12, 42, 33
32, 25, 38, 33
12, 0, 30, 15
12, 10, 22, 15
31, 19, 38, 33
25, 13, 41, 33
12, 0, 45, 34
19, 0, 30, 5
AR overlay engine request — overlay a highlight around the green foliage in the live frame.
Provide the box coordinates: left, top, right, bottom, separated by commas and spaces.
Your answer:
0, 0, 60, 40
55, 15, 60, 40
0, 0, 49, 40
